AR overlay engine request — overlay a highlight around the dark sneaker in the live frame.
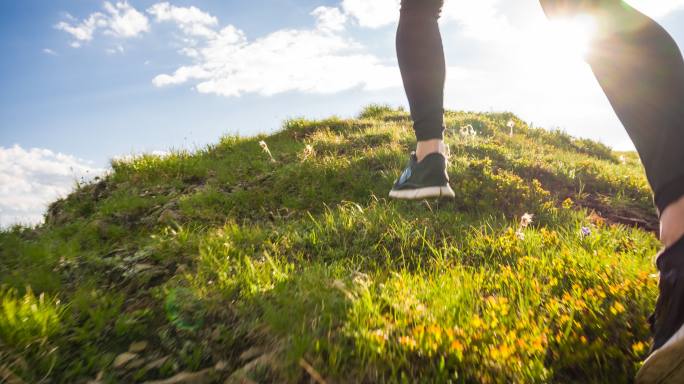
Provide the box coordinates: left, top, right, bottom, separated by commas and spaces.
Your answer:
389, 152, 455, 200
636, 236, 684, 384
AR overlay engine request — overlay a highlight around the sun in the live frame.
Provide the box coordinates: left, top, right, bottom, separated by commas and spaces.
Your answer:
544, 15, 598, 59
507, 12, 603, 118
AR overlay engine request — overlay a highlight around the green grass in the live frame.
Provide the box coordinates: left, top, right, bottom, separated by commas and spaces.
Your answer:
0, 105, 661, 383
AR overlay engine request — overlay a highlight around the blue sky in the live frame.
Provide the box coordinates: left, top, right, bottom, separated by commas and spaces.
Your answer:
2, 0, 684, 226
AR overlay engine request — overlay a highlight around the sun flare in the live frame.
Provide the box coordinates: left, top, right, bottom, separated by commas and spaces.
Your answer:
544, 15, 598, 59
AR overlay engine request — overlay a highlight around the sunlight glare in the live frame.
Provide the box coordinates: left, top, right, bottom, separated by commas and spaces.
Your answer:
545, 15, 598, 59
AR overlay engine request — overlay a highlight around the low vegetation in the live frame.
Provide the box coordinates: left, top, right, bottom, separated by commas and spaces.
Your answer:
0, 106, 660, 383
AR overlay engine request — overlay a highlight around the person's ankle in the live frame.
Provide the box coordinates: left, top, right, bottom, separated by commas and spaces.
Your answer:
661, 195, 684, 248
416, 139, 446, 162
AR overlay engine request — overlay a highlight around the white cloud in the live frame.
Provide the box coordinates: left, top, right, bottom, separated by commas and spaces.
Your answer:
150, 3, 399, 97
43, 48, 57, 56
103, 1, 150, 38
441, 0, 513, 40
0, 145, 106, 228
56, 12, 107, 43
56, 1, 149, 47
147, 2, 218, 38
341, 0, 399, 28
106, 44, 125, 54
312, 6, 348, 32
338, 0, 512, 42
146, 0, 520, 97
152, 65, 210, 87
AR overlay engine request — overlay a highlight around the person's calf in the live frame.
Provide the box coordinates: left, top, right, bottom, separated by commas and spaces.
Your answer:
661, 195, 684, 248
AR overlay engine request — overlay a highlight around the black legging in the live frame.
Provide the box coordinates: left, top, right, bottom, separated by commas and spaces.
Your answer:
397, 0, 684, 215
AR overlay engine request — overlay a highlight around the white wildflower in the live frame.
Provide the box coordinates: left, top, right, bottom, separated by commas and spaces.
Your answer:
520, 213, 534, 228
507, 120, 515, 136
459, 124, 477, 137
619, 155, 627, 164
372, 329, 388, 341
259, 140, 276, 163
300, 144, 315, 161
514, 213, 534, 241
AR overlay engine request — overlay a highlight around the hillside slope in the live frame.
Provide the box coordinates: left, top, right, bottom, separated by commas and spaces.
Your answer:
0, 106, 661, 383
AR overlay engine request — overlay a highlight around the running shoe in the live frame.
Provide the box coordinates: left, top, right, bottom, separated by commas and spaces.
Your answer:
389, 152, 455, 200
636, 236, 684, 384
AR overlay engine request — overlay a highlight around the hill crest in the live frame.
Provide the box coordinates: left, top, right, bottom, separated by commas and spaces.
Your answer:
0, 105, 660, 383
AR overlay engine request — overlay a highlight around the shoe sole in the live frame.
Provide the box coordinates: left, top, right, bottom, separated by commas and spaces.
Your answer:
637, 324, 684, 384
388, 185, 455, 200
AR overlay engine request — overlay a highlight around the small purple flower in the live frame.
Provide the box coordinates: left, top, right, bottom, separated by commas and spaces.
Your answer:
581, 227, 592, 238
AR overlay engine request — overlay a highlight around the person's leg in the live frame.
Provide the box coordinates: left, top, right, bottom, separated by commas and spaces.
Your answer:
390, 0, 454, 200
542, 2, 684, 381
542, 0, 684, 247
397, 0, 446, 162
661, 197, 684, 248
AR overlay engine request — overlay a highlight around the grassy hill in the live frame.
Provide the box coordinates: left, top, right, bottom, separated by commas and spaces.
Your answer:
0, 106, 662, 383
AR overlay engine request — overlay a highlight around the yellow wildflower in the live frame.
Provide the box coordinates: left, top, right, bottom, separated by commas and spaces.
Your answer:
632, 341, 647, 355
450, 340, 464, 352
610, 302, 626, 315
399, 336, 417, 349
